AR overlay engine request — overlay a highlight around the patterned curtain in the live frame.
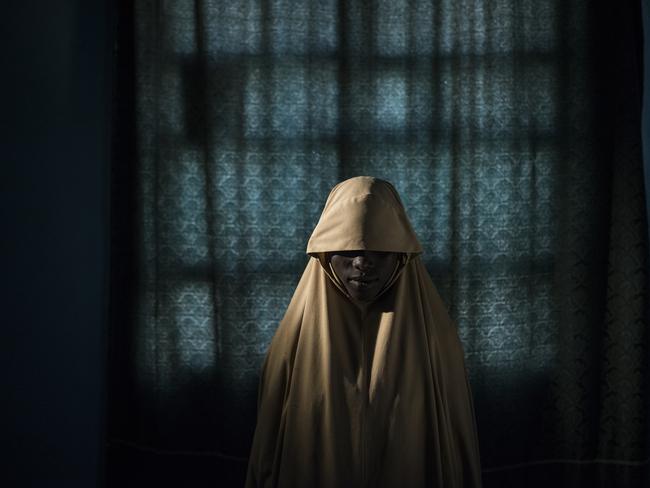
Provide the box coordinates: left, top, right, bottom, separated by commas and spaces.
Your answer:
108, 1, 649, 487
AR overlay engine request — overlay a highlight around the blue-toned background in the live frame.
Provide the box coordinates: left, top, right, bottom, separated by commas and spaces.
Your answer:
107, 2, 648, 487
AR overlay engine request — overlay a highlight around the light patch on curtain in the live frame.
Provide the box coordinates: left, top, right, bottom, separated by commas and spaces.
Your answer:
172, 282, 216, 373
307, 63, 339, 138
207, 0, 263, 55
270, 65, 308, 138
165, 148, 209, 268
134, 281, 216, 388
244, 61, 339, 140
375, 73, 407, 132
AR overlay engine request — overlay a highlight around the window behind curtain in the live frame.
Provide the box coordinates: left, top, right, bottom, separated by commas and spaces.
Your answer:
109, 1, 648, 483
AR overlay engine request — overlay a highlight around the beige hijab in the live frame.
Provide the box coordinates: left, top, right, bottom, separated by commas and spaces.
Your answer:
246, 176, 482, 487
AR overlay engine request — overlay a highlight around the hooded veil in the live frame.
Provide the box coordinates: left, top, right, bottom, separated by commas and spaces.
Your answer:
246, 177, 482, 487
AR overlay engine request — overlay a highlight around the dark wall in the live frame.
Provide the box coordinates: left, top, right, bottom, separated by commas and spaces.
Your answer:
641, 2, 650, 232
1, 1, 111, 486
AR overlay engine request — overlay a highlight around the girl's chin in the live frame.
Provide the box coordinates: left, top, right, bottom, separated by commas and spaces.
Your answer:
347, 290, 378, 302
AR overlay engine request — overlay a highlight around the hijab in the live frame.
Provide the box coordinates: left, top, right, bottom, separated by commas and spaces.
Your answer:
245, 176, 482, 487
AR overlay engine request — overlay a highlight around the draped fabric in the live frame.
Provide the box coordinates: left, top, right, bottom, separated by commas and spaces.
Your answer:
108, 1, 649, 487
246, 176, 482, 487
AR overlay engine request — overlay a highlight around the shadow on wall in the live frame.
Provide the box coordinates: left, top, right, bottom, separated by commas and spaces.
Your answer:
3, 1, 111, 488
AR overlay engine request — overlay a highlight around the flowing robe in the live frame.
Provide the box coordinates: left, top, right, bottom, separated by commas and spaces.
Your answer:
246, 177, 482, 488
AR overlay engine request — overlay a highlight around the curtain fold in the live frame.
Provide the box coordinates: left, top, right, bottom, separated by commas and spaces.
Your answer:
109, 1, 648, 486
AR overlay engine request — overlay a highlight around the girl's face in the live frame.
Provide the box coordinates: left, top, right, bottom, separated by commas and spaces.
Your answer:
329, 251, 400, 302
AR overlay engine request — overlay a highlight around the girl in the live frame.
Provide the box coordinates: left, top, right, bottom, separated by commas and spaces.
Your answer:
246, 176, 482, 487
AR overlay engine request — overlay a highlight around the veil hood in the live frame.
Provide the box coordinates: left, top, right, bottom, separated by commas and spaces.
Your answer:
308, 176, 421, 299
307, 176, 422, 256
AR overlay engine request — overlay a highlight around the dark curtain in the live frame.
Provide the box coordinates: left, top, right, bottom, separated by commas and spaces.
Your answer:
108, 1, 649, 487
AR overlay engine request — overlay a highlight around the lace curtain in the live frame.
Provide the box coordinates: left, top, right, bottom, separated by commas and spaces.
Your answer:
109, 1, 648, 486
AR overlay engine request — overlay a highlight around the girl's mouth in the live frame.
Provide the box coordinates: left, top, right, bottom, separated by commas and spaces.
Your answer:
349, 277, 377, 287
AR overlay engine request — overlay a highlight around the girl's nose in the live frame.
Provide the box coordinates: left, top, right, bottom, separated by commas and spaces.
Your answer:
352, 253, 374, 270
